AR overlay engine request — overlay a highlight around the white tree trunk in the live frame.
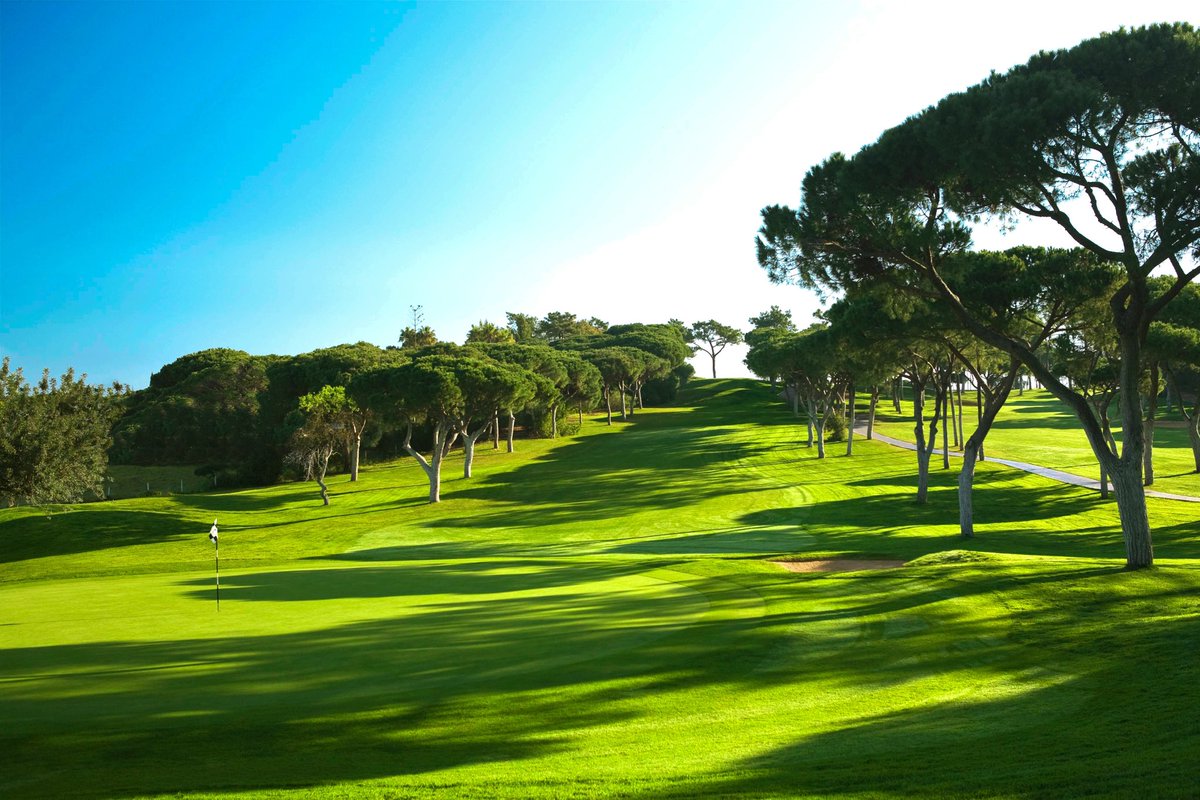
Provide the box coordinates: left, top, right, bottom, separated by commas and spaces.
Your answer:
867, 386, 878, 440
1143, 361, 1158, 486
845, 384, 855, 456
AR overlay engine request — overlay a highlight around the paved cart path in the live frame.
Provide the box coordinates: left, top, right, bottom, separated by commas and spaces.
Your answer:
854, 425, 1200, 504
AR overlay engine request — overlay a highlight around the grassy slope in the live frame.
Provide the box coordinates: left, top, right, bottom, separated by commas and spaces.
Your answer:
870, 388, 1200, 497
1, 380, 1197, 799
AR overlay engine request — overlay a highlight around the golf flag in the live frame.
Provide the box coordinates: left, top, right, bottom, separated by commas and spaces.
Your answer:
209, 519, 220, 611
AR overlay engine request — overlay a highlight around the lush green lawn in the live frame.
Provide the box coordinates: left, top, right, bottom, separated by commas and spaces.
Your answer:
870, 387, 1200, 498
2, 380, 1197, 798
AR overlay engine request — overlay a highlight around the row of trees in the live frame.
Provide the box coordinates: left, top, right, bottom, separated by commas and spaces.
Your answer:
109, 319, 695, 505
754, 23, 1200, 568
747, 258, 1200, 537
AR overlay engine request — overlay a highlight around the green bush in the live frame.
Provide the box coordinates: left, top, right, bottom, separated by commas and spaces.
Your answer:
825, 414, 846, 442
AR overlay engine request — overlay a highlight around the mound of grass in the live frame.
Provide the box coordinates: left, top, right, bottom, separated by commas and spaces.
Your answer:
2, 379, 1197, 799
907, 549, 1000, 566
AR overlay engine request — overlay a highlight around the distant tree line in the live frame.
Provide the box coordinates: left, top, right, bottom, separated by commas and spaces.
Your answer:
109, 313, 697, 503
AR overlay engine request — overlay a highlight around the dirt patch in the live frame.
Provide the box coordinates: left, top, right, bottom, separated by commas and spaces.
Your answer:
775, 559, 905, 573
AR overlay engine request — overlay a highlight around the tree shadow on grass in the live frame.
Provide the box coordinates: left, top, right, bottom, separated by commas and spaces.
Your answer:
731, 478, 1134, 561
0, 561, 756, 798
0, 508, 199, 565
177, 559, 657, 601
642, 606, 1200, 799
424, 416, 783, 530
5, 554, 1197, 798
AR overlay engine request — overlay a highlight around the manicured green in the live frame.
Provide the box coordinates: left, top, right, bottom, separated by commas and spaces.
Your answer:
2, 380, 1198, 799
871, 387, 1200, 497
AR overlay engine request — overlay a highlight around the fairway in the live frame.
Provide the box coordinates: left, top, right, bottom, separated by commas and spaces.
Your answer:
3, 380, 1198, 799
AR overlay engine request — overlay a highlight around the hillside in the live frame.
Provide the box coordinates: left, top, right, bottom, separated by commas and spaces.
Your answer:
2, 379, 1197, 799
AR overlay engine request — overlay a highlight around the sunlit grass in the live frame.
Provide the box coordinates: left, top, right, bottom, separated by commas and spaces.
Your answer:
1, 379, 1197, 799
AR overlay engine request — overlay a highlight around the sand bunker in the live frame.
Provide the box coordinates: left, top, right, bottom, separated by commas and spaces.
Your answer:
775, 559, 905, 573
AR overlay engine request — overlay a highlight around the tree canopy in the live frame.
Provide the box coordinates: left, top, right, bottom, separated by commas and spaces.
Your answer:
755, 23, 1200, 568
0, 359, 125, 507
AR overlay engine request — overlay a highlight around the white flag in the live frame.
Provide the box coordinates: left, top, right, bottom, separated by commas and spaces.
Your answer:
209, 519, 219, 544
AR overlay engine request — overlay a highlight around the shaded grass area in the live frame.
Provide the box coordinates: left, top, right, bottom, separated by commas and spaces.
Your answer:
1, 379, 1198, 799
871, 388, 1200, 497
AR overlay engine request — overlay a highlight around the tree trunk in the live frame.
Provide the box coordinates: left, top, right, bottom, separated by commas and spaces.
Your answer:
552, 406, 559, 438
578, 402, 584, 426
806, 416, 814, 447
711, 352, 717, 379
956, 381, 965, 448
815, 417, 826, 459
1175, 364, 1200, 471
605, 388, 613, 426
620, 390, 627, 420
941, 378, 950, 470
1111, 459, 1154, 569
316, 475, 330, 506
493, 412, 500, 449
846, 384, 855, 456
1143, 360, 1158, 486
957, 363, 1018, 538
461, 423, 489, 478
893, 378, 902, 413
867, 386, 878, 440
912, 381, 942, 505
463, 436, 475, 478
957, 443, 977, 538
349, 432, 362, 482
507, 411, 516, 453
791, 384, 799, 418
402, 421, 444, 503
1190, 410, 1200, 473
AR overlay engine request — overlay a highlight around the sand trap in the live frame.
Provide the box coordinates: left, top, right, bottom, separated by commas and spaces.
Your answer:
775, 559, 905, 573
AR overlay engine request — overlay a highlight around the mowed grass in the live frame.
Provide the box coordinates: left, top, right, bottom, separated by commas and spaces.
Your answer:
2, 380, 1198, 799
870, 387, 1200, 498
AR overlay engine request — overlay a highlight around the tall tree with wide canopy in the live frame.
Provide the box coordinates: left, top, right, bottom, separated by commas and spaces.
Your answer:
586, 348, 640, 425
465, 343, 562, 451
758, 24, 1200, 567
687, 320, 743, 379
111, 347, 271, 469
285, 386, 355, 506
555, 351, 603, 428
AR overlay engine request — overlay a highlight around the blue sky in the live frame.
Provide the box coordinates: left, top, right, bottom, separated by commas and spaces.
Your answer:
2, 1, 1195, 387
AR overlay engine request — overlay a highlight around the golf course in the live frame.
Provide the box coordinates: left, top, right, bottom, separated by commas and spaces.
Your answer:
2, 379, 1197, 799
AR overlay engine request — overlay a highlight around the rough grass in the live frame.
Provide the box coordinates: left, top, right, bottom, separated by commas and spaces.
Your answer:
2, 380, 1197, 799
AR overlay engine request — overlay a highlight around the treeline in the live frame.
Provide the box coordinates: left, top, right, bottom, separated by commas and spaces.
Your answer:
110, 313, 695, 500
752, 23, 1200, 568
746, 264, 1200, 538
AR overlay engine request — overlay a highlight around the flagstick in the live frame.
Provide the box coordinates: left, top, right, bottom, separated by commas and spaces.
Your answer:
215, 542, 220, 612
